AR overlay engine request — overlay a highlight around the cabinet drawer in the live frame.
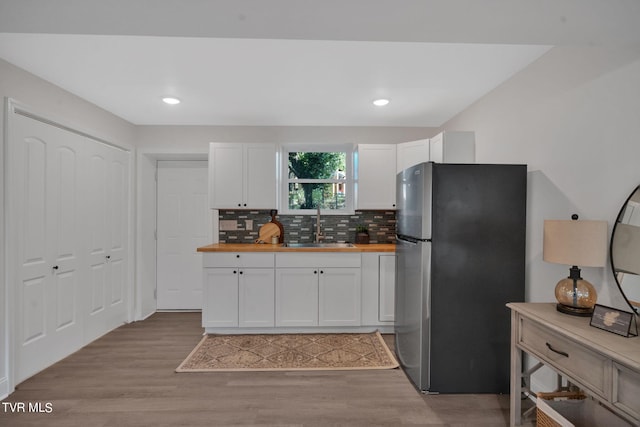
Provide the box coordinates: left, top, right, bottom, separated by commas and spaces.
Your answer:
203, 252, 275, 268
613, 362, 640, 420
518, 317, 610, 398
276, 253, 361, 268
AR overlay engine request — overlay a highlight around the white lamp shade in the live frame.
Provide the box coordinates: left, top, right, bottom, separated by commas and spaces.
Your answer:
543, 220, 608, 267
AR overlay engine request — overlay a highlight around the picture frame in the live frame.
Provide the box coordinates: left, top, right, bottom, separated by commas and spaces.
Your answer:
590, 304, 638, 337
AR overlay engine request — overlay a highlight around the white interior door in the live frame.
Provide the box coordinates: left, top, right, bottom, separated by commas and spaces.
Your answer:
157, 161, 211, 310
84, 141, 130, 341
10, 113, 85, 383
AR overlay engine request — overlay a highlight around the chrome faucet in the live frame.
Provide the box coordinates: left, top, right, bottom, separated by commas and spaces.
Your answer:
315, 206, 325, 243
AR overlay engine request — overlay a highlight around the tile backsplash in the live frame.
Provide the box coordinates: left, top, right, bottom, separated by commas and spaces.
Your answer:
218, 210, 396, 244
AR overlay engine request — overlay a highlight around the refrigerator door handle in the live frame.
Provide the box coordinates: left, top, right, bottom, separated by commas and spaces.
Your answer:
396, 234, 431, 244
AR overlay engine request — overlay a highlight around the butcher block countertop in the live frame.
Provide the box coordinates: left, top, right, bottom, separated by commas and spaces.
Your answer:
197, 243, 395, 253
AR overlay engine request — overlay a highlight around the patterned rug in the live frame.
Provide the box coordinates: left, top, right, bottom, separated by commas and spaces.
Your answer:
176, 331, 398, 372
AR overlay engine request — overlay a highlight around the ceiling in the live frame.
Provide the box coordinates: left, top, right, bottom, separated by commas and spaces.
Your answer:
0, 0, 638, 127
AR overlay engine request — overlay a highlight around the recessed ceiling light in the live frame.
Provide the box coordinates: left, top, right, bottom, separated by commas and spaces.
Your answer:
162, 97, 181, 105
373, 98, 390, 107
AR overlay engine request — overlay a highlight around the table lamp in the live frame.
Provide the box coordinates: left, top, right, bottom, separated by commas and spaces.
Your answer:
543, 215, 608, 316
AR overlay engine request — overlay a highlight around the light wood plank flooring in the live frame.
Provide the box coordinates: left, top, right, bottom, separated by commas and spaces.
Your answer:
1, 312, 528, 426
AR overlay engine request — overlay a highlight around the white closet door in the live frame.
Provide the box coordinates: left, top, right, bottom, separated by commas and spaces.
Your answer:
84, 140, 130, 340
10, 114, 85, 383
157, 161, 211, 310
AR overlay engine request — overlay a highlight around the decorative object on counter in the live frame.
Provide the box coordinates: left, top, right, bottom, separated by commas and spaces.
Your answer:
256, 222, 280, 244
355, 224, 370, 244
175, 331, 398, 372
269, 209, 285, 243
590, 304, 638, 337
543, 214, 608, 316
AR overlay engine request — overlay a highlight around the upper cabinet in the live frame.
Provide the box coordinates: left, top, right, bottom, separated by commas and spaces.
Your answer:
429, 131, 475, 163
356, 144, 397, 210
209, 143, 277, 209
396, 139, 430, 173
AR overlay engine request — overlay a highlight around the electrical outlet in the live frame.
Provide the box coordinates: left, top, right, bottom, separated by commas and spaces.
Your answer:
219, 220, 238, 231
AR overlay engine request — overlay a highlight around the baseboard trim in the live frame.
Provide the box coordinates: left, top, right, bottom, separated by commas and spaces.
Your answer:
0, 376, 10, 400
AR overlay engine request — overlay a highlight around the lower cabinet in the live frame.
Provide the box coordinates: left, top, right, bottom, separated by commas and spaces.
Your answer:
378, 254, 396, 322
318, 268, 361, 326
361, 253, 396, 326
203, 267, 275, 328
275, 253, 362, 328
275, 267, 361, 327
203, 268, 239, 327
202, 251, 390, 332
202, 253, 275, 328
275, 268, 319, 327
239, 269, 276, 327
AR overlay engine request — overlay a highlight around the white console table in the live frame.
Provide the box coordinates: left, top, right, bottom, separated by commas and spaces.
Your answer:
508, 303, 640, 426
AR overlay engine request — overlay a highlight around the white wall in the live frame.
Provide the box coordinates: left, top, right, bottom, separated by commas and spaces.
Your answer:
135, 125, 436, 150
441, 45, 640, 309
0, 59, 136, 398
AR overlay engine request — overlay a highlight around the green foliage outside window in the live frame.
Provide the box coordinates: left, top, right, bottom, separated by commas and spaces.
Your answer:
287, 152, 347, 210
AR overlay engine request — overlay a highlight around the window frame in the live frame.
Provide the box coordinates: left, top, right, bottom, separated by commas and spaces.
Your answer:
279, 143, 355, 215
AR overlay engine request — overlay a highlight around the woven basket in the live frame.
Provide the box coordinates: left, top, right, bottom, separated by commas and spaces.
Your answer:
536, 391, 631, 427
536, 391, 586, 427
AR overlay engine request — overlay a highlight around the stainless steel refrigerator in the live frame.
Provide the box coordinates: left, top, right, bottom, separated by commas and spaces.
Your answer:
395, 162, 526, 393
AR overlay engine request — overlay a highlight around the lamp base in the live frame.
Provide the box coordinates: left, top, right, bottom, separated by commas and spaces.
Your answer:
554, 266, 597, 317
556, 303, 594, 317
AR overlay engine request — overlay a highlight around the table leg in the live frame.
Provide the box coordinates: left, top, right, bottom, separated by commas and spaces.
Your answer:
510, 310, 522, 426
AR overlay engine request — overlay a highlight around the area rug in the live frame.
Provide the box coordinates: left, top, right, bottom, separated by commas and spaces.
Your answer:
176, 331, 398, 372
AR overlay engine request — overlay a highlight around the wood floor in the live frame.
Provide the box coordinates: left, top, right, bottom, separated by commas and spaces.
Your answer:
1, 312, 528, 426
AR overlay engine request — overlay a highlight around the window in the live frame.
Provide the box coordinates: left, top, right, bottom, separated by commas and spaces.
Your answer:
281, 144, 354, 214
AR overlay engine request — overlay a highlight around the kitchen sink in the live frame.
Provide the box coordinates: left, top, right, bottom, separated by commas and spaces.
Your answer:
283, 242, 355, 248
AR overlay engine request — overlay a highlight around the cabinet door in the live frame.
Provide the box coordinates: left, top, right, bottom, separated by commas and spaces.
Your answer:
396, 139, 429, 173
203, 269, 239, 327
275, 268, 318, 327
239, 268, 275, 327
318, 268, 361, 326
244, 144, 277, 209
357, 144, 396, 209
209, 143, 244, 208
379, 255, 396, 322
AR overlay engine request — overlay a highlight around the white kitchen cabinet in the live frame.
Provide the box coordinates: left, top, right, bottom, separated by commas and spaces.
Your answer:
429, 131, 475, 163
239, 268, 275, 327
275, 268, 319, 327
356, 144, 397, 209
378, 254, 396, 322
318, 268, 361, 326
203, 268, 240, 327
396, 139, 429, 173
208, 142, 277, 209
202, 253, 275, 328
275, 253, 361, 327
199, 250, 396, 333
361, 253, 396, 327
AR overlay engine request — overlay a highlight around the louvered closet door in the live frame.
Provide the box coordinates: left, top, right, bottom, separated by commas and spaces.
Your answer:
84, 140, 130, 341
10, 114, 85, 383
